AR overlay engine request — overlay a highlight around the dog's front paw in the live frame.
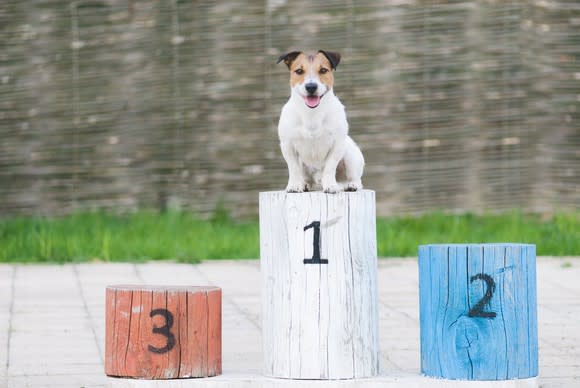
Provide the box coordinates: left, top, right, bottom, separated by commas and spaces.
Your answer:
345, 181, 363, 192
323, 184, 340, 194
286, 182, 309, 193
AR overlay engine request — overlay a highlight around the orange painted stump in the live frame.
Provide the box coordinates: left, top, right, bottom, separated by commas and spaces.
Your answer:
105, 285, 221, 379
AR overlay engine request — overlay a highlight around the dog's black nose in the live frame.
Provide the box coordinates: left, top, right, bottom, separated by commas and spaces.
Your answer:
305, 83, 318, 95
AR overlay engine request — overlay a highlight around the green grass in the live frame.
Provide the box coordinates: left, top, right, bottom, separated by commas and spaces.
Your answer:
376, 211, 579, 257
0, 210, 578, 263
0, 209, 258, 263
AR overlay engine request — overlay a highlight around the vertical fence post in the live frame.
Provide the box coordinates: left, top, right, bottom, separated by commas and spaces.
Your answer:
260, 190, 380, 379
419, 243, 538, 381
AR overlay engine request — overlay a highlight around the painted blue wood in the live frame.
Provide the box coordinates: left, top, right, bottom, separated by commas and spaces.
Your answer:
418, 243, 538, 380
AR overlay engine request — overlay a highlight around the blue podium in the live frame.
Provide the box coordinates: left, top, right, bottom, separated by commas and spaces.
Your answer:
419, 243, 538, 381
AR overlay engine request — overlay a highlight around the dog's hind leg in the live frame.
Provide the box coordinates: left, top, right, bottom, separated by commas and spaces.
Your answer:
321, 142, 347, 194
341, 137, 364, 191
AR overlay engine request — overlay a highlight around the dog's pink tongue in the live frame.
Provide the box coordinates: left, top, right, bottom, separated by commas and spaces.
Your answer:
305, 95, 320, 108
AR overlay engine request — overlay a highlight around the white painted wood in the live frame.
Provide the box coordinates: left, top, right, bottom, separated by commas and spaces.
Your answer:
259, 190, 380, 379
107, 374, 539, 388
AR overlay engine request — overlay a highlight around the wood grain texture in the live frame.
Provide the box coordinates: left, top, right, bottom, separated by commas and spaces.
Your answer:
260, 190, 380, 379
105, 285, 221, 379
418, 244, 538, 381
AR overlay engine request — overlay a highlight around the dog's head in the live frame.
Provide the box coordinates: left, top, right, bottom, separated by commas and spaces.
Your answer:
277, 50, 341, 109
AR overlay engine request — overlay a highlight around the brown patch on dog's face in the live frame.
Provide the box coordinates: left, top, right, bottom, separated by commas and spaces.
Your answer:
288, 52, 335, 89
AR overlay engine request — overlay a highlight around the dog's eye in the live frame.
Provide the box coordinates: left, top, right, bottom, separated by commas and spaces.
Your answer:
294, 68, 304, 75
319, 68, 329, 74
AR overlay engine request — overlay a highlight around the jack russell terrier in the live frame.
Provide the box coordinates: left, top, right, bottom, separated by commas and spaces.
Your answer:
277, 50, 365, 193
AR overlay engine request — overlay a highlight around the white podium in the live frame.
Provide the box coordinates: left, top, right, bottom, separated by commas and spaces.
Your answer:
259, 190, 380, 379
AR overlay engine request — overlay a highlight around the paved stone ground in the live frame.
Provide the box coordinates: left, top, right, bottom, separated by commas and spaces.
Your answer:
0, 258, 579, 388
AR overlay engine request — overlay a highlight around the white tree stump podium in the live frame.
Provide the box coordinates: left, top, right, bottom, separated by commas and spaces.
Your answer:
259, 190, 380, 380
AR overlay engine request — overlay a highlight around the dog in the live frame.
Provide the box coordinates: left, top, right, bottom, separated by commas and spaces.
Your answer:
276, 50, 364, 193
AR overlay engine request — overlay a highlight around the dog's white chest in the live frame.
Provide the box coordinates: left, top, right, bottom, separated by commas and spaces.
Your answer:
302, 116, 324, 134
293, 130, 335, 167
278, 95, 347, 168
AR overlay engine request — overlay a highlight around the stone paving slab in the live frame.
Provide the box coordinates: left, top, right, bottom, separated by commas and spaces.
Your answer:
0, 258, 579, 388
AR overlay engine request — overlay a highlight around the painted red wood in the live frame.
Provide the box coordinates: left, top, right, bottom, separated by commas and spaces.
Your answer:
207, 288, 222, 376
105, 285, 222, 379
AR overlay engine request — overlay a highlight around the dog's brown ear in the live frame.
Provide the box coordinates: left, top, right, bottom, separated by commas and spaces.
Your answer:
318, 50, 341, 70
277, 51, 302, 69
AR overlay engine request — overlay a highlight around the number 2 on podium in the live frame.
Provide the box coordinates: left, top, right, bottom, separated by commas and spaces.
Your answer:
303, 221, 328, 264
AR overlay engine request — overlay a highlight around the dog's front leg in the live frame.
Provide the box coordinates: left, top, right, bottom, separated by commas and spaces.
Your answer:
280, 141, 308, 193
321, 140, 346, 194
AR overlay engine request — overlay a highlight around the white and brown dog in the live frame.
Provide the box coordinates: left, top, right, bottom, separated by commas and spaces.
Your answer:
277, 50, 364, 193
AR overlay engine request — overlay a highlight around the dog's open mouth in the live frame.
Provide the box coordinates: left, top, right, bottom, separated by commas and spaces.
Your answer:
304, 95, 321, 109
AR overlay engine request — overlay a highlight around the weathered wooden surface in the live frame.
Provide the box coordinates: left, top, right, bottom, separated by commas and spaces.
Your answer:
105, 285, 222, 379
418, 244, 538, 381
0, 2, 579, 218
260, 190, 379, 379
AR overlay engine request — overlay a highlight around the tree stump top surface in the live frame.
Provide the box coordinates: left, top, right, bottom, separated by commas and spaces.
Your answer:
107, 285, 220, 292
259, 189, 375, 196
420, 243, 535, 248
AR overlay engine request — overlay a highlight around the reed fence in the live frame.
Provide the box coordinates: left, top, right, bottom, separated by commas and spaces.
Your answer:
0, 0, 578, 217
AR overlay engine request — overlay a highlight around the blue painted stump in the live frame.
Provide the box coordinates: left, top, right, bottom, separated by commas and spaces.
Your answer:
418, 243, 538, 381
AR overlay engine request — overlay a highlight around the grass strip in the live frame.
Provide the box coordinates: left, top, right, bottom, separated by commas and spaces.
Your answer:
0, 210, 578, 263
